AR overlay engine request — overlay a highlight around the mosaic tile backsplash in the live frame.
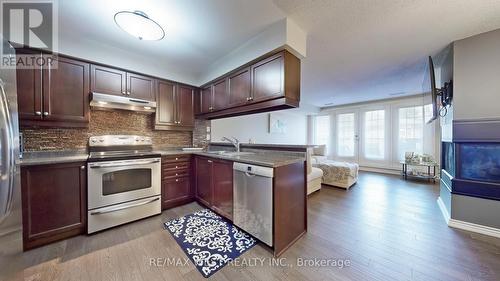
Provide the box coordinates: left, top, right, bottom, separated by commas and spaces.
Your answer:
21, 110, 209, 151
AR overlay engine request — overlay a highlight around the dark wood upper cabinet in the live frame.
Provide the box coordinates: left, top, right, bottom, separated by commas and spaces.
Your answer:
15, 49, 90, 128
155, 80, 176, 127
155, 81, 194, 131
127, 73, 155, 101
195, 157, 213, 207
42, 56, 90, 123
228, 67, 251, 107
91, 65, 155, 101
16, 50, 42, 121
212, 160, 233, 220
212, 78, 228, 111
90, 64, 126, 96
251, 52, 284, 103
177, 85, 194, 127
21, 162, 87, 250
200, 85, 213, 114
196, 50, 300, 120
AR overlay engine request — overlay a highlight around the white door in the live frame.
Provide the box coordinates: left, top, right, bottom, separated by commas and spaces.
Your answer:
359, 107, 390, 168
334, 111, 359, 163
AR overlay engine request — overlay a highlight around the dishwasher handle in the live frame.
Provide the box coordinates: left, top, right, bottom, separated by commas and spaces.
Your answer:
233, 162, 274, 178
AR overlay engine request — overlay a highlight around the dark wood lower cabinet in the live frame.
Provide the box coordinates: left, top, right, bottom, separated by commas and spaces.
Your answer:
194, 156, 213, 207
212, 160, 233, 220
21, 162, 87, 250
161, 155, 194, 209
194, 156, 233, 220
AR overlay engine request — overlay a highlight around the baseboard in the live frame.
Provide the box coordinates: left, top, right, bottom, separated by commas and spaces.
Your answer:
359, 166, 400, 175
448, 219, 500, 239
437, 197, 451, 223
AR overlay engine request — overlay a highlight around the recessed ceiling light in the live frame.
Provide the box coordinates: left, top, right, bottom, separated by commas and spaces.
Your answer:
114, 10, 165, 41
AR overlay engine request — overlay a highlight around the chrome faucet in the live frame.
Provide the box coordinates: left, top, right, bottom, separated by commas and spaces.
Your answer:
221, 136, 240, 152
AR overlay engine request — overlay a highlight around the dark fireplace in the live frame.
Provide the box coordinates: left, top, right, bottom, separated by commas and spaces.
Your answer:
459, 143, 500, 183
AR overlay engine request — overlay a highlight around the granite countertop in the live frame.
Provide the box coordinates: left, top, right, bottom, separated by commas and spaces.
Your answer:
19, 148, 305, 168
192, 152, 305, 168
20, 150, 89, 166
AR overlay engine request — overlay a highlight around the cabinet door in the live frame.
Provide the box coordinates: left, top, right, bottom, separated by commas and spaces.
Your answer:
90, 65, 127, 96
15, 49, 43, 121
228, 67, 251, 107
21, 162, 86, 250
155, 80, 176, 126
212, 78, 228, 111
212, 160, 233, 220
127, 73, 155, 101
251, 52, 284, 103
162, 177, 191, 209
42, 55, 90, 124
200, 86, 213, 113
195, 157, 212, 207
177, 85, 194, 127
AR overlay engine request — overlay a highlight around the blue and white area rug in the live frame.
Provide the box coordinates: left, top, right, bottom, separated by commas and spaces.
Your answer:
164, 209, 257, 278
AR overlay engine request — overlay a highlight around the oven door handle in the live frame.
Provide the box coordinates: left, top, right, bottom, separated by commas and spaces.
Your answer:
90, 197, 159, 215
89, 159, 160, 169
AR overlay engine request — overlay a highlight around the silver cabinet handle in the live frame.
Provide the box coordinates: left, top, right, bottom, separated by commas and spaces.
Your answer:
43, 112, 49, 116
127, 91, 131, 96
90, 197, 159, 215
90, 159, 160, 168
80, 166, 85, 170
121, 91, 126, 95
35, 111, 41, 116
207, 160, 213, 163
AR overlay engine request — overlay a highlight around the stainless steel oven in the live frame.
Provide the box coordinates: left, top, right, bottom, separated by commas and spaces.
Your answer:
87, 158, 161, 209
87, 135, 161, 233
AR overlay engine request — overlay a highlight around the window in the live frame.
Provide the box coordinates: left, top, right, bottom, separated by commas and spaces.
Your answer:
398, 106, 424, 160
364, 110, 385, 159
314, 115, 330, 152
337, 113, 355, 157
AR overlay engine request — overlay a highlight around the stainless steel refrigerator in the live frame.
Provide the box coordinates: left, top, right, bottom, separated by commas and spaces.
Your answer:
0, 37, 23, 270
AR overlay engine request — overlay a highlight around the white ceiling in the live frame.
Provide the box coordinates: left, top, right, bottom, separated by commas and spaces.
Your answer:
57, 0, 500, 107
272, 0, 500, 107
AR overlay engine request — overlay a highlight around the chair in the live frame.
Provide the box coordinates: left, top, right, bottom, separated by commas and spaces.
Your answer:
307, 147, 324, 195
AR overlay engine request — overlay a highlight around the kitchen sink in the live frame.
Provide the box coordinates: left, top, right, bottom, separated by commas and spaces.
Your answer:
206, 151, 255, 157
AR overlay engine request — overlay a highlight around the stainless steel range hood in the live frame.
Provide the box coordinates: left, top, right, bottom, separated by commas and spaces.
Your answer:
90, 92, 156, 113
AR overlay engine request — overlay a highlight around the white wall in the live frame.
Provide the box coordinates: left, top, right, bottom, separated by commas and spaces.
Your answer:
198, 18, 307, 85
453, 28, 500, 120
58, 34, 199, 86
211, 109, 308, 145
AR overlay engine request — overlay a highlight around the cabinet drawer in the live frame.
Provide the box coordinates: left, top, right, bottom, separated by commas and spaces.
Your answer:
163, 168, 190, 179
162, 155, 191, 163
162, 162, 190, 171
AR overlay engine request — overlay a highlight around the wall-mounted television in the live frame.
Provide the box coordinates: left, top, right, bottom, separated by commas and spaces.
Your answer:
423, 56, 438, 124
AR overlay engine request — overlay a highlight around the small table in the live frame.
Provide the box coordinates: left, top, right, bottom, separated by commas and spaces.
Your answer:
400, 161, 438, 183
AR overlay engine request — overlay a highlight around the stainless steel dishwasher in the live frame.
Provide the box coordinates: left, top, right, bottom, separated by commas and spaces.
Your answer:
233, 162, 274, 246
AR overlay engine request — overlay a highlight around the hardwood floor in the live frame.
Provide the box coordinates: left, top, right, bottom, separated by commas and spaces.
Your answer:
3, 172, 500, 281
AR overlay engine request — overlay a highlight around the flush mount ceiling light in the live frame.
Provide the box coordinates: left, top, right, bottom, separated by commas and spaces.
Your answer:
114, 10, 165, 41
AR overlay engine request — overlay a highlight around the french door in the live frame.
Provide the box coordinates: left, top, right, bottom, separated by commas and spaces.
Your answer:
334, 110, 359, 163
334, 107, 390, 168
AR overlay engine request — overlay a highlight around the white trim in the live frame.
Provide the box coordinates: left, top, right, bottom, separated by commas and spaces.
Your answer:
437, 197, 451, 223
448, 219, 500, 239
359, 166, 400, 175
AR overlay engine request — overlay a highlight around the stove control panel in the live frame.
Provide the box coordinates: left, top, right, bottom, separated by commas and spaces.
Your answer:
89, 135, 152, 147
